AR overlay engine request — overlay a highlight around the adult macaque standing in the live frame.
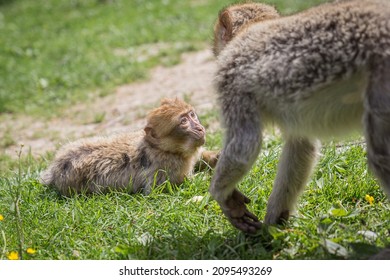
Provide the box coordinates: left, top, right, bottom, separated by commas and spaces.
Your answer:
210, 0, 390, 234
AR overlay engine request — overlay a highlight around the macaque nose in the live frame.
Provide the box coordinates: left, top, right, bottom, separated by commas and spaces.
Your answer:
196, 124, 205, 134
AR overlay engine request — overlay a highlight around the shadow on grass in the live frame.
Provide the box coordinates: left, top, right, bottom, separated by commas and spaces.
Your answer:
114, 224, 279, 260
113, 222, 389, 260
34, 184, 390, 260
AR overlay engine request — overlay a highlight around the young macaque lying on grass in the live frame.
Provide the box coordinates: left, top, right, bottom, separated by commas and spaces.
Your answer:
40, 98, 218, 196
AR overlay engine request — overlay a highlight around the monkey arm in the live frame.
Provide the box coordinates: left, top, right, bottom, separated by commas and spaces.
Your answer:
210, 150, 263, 234
194, 149, 220, 172
209, 93, 263, 233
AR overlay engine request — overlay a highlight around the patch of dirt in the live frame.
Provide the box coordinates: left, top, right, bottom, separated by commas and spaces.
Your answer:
0, 49, 218, 159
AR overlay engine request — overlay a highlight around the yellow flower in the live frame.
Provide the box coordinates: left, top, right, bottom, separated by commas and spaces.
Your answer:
365, 194, 374, 205
26, 248, 37, 255
0, 214, 4, 221
7, 251, 19, 260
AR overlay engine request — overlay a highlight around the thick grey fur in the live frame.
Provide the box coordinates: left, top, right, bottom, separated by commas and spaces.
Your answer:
210, 0, 390, 238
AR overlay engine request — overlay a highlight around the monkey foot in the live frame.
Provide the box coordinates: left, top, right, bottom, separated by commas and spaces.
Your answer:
264, 209, 290, 225
220, 189, 262, 234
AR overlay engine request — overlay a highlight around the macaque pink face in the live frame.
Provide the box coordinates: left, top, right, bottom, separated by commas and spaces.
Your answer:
173, 110, 206, 146
144, 99, 206, 154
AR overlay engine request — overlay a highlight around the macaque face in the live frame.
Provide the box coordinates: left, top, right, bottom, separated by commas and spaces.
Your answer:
172, 110, 205, 147
144, 99, 207, 154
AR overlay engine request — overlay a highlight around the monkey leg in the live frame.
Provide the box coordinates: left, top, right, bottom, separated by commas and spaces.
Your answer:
265, 138, 320, 225
210, 102, 263, 233
364, 56, 390, 198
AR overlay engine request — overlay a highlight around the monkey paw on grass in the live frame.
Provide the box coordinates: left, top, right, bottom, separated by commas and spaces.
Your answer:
220, 189, 262, 234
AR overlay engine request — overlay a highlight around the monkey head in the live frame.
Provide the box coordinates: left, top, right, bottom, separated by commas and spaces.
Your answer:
213, 2, 280, 56
144, 98, 206, 156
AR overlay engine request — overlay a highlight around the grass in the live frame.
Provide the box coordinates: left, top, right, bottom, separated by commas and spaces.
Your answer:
1, 0, 389, 260
0, 0, 326, 116
0, 0, 221, 115
0, 137, 389, 260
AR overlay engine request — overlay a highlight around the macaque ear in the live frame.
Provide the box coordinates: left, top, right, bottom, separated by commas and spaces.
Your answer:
218, 10, 233, 43
144, 126, 157, 140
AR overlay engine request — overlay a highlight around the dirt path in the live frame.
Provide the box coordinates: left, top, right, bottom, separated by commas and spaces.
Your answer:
1, 49, 218, 159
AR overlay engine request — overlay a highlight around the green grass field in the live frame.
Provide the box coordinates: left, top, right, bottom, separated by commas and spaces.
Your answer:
1, 139, 389, 260
1, 0, 389, 260
0, 0, 328, 116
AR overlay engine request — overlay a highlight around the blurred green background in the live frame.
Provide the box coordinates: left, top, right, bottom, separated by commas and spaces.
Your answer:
0, 0, 326, 116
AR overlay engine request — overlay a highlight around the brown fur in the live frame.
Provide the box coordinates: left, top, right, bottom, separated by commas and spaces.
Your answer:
40, 98, 218, 196
213, 2, 279, 56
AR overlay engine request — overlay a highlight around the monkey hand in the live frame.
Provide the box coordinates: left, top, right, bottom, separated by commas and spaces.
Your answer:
219, 189, 262, 234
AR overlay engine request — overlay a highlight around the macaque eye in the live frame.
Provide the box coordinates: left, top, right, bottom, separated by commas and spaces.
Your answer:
189, 111, 197, 119
180, 117, 188, 124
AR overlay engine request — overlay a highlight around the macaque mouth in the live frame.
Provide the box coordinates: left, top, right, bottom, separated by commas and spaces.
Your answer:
195, 133, 206, 145
184, 127, 205, 146
191, 126, 206, 142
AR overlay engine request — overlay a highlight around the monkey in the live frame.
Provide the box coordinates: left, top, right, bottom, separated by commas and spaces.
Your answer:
40, 98, 219, 196
209, 0, 390, 235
